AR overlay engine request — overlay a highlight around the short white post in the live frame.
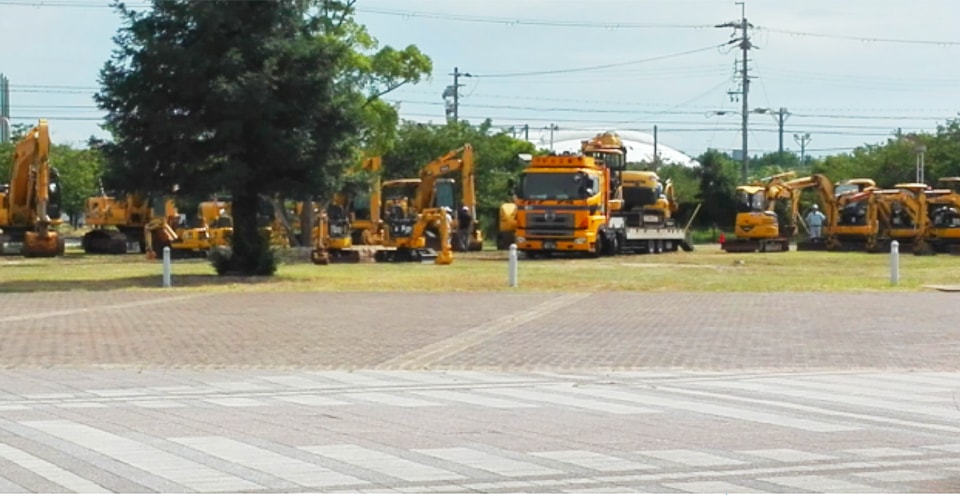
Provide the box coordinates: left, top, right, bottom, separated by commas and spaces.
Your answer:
508, 243, 518, 288
162, 246, 172, 288
890, 240, 899, 286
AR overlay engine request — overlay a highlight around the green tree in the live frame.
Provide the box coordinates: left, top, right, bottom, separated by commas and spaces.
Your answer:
95, 0, 430, 275
694, 149, 739, 229
53, 145, 104, 227
382, 119, 535, 238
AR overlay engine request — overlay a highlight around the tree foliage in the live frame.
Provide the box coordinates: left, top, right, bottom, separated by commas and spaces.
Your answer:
382, 119, 536, 237
94, 0, 430, 275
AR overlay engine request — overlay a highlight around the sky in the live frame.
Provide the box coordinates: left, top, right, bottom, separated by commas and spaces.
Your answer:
2, 0, 960, 162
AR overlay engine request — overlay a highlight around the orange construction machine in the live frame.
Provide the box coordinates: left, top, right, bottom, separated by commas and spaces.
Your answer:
0, 119, 65, 257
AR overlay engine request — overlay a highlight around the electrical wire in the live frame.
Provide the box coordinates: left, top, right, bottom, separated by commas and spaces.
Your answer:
470, 44, 727, 78
758, 26, 960, 47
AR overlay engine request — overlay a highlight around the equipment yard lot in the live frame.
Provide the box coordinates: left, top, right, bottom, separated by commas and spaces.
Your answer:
2, 244, 960, 293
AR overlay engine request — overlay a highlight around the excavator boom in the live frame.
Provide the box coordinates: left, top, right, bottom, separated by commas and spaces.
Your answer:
0, 119, 64, 257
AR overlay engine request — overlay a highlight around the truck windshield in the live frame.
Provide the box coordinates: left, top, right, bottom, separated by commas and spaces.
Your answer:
518, 172, 596, 201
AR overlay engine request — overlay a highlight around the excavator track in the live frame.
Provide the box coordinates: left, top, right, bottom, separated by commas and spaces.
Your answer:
721, 238, 789, 253
373, 248, 438, 263
82, 229, 130, 255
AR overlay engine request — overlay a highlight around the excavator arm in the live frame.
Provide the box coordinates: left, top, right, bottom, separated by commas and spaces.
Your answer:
413, 144, 475, 215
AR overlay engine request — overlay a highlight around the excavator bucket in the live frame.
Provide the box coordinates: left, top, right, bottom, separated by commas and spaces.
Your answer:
22, 231, 65, 258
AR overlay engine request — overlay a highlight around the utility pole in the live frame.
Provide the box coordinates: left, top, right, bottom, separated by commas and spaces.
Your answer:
547, 124, 559, 151
653, 125, 659, 167
716, 2, 754, 183
774, 107, 790, 160
443, 67, 472, 124
794, 133, 812, 167
916, 145, 927, 184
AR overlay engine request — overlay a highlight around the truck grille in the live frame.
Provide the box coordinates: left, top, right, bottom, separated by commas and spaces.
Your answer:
523, 211, 576, 237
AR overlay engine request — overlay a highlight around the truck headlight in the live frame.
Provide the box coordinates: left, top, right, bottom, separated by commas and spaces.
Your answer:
574, 237, 586, 244
516, 236, 526, 243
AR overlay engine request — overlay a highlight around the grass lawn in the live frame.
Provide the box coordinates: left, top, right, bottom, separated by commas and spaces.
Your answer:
1, 243, 958, 293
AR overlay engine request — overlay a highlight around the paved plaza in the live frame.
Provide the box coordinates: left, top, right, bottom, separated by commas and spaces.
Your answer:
0, 290, 958, 492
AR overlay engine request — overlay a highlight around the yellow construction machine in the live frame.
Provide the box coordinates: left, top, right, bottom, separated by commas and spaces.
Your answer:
923, 177, 960, 252
581, 131, 692, 254
341, 155, 384, 246
788, 175, 882, 251
0, 119, 65, 257
721, 172, 797, 253
310, 203, 365, 264
82, 192, 178, 254
497, 201, 518, 250
874, 183, 933, 254
374, 145, 478, 263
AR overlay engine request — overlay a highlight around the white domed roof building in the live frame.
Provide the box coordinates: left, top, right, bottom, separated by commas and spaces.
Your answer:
526, 129, 699, 168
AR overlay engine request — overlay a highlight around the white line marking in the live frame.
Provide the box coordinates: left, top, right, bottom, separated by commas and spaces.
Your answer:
378, 294, 592, 369
22, 420, 261, 492
0, 443, 109, 493
341, 392, 442, 408
529, 450, 656, 472
409, 389, 539, 409
483, 387, 657, 415
413, 447, 563, 477
172, 437, 367, 488
303, 444, 465, 483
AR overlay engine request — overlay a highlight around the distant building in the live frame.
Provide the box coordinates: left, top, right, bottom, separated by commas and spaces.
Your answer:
526, 128, 699, 168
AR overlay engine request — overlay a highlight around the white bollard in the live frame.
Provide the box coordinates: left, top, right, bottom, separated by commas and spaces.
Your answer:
508, 243, 518, 288
162, 246, 172, 288
890, 240, 899, 286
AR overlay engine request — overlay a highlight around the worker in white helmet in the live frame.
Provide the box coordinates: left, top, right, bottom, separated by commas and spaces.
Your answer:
806, 204, 826, 239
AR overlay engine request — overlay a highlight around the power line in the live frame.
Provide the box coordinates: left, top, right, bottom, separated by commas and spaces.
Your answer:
759, 26, 960, 47
354, 6, 714, 30
472, 44, 726, 78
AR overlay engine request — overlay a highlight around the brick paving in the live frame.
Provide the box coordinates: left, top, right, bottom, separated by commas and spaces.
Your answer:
0, 290, 959, 492
0, 290, 956, 371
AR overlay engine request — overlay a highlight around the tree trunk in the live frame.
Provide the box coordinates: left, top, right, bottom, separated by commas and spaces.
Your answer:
300, 194, 314, 248
226, 185, 274, 276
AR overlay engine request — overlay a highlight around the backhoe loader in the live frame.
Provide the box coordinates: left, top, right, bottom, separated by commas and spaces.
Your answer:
721, 171, 797, 253
0, 119, 65, 257
788, 175, 882, 252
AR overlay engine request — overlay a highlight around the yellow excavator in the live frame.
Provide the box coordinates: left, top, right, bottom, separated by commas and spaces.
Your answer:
0, 119, 65, 257
874, 183, 933, 254
924, 177, 960, 253
311, 155, 384, 264
721, 172, 797, 253
788, 175, 882, 251
374, 145, 478, 263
